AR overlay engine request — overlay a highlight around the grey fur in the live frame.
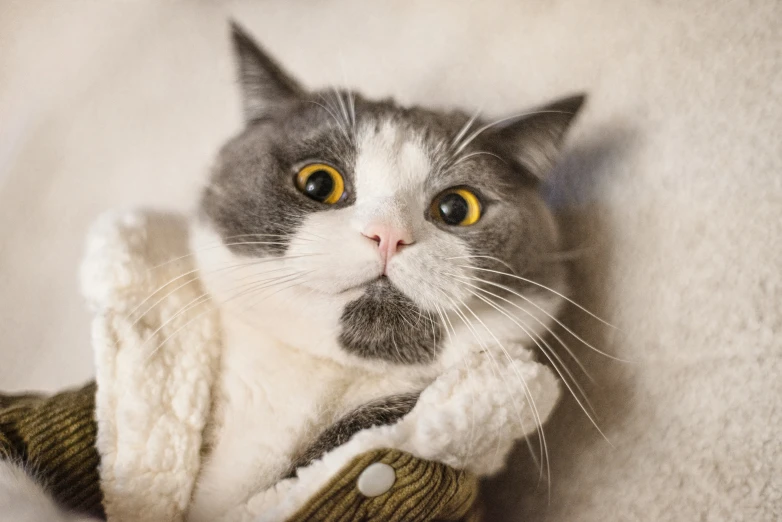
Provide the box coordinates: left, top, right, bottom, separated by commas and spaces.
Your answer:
200, 23, 584, 365
339, 278, 442, 364
231, 22, 304, 122
287, 392, 419, 477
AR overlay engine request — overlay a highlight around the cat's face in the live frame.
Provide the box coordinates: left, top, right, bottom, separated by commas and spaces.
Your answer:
193, 24, 583, 370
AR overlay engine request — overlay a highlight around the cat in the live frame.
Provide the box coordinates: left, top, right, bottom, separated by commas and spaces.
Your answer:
186, 23, 583, 520
0, 21, 584, 521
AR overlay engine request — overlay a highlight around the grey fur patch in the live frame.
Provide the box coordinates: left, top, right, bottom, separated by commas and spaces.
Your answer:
338, 279, 443, 364
287, 392, 419, 477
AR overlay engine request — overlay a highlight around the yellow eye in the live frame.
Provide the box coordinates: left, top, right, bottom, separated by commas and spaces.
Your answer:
431, 188, 482, 226
295, 163, 345, 204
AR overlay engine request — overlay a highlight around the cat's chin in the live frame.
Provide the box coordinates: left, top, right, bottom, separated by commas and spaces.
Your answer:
339, 274, 390, 294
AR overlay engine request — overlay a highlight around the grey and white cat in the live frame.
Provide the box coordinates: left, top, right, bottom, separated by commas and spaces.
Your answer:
1, 22, 584, 521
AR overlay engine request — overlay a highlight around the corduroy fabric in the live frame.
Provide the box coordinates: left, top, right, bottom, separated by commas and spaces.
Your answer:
0, 382, 104, 519
0, 384, 482, 522
288, 449, 481, 522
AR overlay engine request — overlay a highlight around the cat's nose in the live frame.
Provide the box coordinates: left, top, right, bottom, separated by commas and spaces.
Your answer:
362, 223, 414, 265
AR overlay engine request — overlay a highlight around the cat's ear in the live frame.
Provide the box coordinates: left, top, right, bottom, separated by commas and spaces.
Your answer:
230, 21, 304, 122
491, 94, 586, 180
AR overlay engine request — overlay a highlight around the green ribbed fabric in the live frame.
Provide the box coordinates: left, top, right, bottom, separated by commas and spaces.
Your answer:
0, 386, 481, 522
0, 382, 104, 519
288, 449, 481, 522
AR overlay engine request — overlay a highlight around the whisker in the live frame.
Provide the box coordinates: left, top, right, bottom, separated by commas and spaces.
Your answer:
454, 272, 630, 363
331, 87, 352, 142
453, 262, 617, 330
450, 108, 482, 150
444, 254, 514, 272
452, 150, 507, 167
453, 278, 614, 446
332, 88, 348, 125
148, 240, 305, 272
455, 294, 551, 488
242, 271, 314, 312
129, 254, 320, 326
336, 55, 357, 133
469, 289, 598, 419
309, 99, 351, 141
217, 233, 316, 243
432, 300, 480, 462
454, 109, 579, 156
450, 275, 593, 381
145, 271, 310, 361
439, 290, 546, 479
445, 296, 528, 469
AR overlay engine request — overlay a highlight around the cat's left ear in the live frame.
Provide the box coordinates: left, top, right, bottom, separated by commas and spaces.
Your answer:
230, 21, 305, 122
490, 94, 586, 180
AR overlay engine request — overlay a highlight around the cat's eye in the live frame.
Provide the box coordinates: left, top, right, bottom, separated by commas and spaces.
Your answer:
295, 163, 345, 205
431, 188, 482, 226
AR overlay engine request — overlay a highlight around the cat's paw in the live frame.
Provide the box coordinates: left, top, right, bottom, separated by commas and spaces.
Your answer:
403, 350, 560, 474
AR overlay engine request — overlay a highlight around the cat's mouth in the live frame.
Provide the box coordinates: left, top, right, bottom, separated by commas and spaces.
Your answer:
340, 274, 392, 294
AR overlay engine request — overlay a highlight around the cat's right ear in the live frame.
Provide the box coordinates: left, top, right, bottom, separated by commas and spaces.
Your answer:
230, 21, 304, 122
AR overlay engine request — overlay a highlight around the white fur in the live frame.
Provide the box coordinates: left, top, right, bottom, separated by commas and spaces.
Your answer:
0, 460, 98, 522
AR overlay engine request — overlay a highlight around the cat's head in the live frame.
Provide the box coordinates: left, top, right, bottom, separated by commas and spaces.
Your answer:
193, 23, 584, 371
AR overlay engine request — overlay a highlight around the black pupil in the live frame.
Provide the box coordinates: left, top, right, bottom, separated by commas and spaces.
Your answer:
438, 193, 469, 225
304, 170, 335, 202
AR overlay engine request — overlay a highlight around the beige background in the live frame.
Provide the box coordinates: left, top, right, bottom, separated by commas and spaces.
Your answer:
1, 1, 780, 520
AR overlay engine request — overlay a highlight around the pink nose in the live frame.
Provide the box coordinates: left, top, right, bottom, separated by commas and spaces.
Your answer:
362, 223, 414, 265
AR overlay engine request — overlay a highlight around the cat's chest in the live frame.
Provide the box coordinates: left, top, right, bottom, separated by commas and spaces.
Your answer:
188, 322, 428, 521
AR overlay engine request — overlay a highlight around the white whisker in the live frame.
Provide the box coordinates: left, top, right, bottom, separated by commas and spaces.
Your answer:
130, 254, 320, 326
450, 270, 628, 362
469, 289, 598, 419
451, 275, 593, 381
455, 294, 551, 488
439, 290, 546, 478
454, 109, 579, 156
452, 262, 617, 330
452, 150, 507, 166
308, 99, 351, 141
148, 240, 309, 272
450, 108, 482, 150
145, 270, 310, 361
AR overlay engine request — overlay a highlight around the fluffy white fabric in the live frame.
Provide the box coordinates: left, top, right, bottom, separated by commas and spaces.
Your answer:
80, 211, 223, 521
78, 209, 558, 521
1, 1, 780, 521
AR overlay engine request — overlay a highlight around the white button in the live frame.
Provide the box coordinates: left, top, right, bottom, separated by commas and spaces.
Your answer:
357, 462, 396, 497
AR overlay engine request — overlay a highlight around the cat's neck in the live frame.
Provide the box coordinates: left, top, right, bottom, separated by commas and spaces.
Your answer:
188, 311, 432, 521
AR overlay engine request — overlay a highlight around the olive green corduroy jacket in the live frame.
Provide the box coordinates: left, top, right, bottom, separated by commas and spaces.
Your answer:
0, 383, 481, 521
